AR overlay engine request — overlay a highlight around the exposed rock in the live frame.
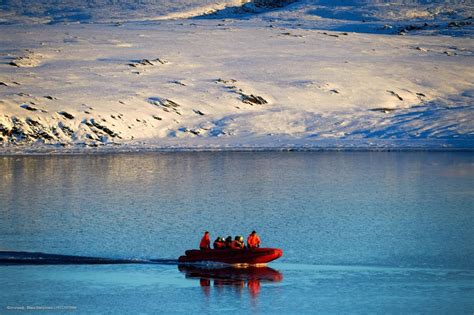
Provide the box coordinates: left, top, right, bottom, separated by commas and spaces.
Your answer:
180, 127, 200, 136
148, 97, 181, 115
281, 32, 304, 38
415, 46, 428, 52
0, 81, 19, 87
386, 90, 404, 101
448, 21, 472, 28
170, 80, 186, 86
215, 79, 268, 106
216, 78, 237, 84
319, 32, 339, 38
58, 111, 75, 120
0, 124, 9, 137
85, 119, 119, 138
253, 0, 296, 8
241, 93, 268, 105
370, 107, 398, 113
35, 130, 54, 141
0, 117, 58, 144
59, 123, 74, 137
25, 118, 41, 127
20, 104, 38, 111
86, 133, 99, 141
193, 109, 205, 116
398, 23, 435, 35
128, 58, 169, 67
9, 52, 43, 68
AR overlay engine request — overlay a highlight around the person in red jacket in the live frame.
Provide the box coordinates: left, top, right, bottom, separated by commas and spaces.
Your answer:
230, 235, 245, 249
213, 237, 226, 249
199, 231, 210, 250
224, 236, 233, 248
247, 231, 261, 249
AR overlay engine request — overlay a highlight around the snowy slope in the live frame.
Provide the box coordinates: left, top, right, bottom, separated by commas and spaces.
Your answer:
0, 0, 248, 24
201, 0, 474, 36
0, 1, 473, 150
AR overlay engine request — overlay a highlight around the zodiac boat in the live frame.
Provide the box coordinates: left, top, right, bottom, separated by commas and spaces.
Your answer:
178, 248, 283, 265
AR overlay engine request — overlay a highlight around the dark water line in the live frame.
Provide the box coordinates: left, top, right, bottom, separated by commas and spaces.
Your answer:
0, 251, 179, 266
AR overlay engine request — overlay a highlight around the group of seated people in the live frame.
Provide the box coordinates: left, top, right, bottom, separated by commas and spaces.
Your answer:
200, 231, 261, 250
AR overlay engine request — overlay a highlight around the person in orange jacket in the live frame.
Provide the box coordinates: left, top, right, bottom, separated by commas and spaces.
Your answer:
247, 231, 261, 249
230, 235, 245, 249
199, 231, 211, 250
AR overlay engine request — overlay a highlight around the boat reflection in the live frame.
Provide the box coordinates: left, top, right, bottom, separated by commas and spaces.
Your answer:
178, 265, 283, 298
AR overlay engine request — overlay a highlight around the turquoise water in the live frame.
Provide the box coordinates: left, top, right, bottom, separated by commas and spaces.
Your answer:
1, 152, 473, 313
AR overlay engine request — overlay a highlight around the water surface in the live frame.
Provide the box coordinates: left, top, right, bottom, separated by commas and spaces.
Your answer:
1, 152, 473, 313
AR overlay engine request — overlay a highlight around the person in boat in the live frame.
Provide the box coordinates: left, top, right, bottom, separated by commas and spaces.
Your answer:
213, 236, 226, 249
199, 231, 211, 250
230, 235, 245, 249
247, 231, 261, 249
225, 236, 233, 248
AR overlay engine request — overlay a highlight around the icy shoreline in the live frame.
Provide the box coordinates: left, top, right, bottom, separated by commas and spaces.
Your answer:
1, 139, 473, 155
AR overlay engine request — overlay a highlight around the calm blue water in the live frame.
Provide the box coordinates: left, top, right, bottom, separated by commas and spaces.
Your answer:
1, 152, 473, 313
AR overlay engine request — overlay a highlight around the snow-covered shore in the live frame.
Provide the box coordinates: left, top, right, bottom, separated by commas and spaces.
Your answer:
0, 1, 473, 151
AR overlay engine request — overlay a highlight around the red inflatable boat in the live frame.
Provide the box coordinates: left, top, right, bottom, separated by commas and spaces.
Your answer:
178, 248, 283, 265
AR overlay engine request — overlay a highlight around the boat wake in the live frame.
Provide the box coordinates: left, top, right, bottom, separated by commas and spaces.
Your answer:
0, 251, 178, 265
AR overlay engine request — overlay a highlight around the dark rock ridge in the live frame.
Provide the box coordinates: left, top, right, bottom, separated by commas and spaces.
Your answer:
58, 111, 75, 119
85, 119, 120, 138
148, 97, 182, 115
215, 78, 269, 106
0, 115, 122, 146
128, 58, 168, 67
241, 93, 268, 105
196, 0, 297, 18
252, 0, 297, 8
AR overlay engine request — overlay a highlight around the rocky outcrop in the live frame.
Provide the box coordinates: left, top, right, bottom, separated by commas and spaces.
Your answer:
9, 51, 43, 68
148, 97, 182, 115
215, 78, 269, 106
128, 58, 168, 68
252, 0, 297, 8
241, 93, 268, 105
0, 115, 122, 146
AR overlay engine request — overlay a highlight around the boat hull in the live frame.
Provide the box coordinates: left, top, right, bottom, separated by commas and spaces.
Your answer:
178, 248, 283, 265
